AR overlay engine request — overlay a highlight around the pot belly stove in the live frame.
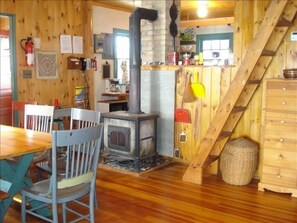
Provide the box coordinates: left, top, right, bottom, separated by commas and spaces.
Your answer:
102, 111, 158, 172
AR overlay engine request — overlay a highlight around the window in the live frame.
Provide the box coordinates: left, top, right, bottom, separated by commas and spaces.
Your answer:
0, 36, 11, 88
113, 29, 129, 84
196, 33, 233, 66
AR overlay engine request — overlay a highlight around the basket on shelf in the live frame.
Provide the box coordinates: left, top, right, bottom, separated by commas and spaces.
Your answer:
220, 137, 258, 185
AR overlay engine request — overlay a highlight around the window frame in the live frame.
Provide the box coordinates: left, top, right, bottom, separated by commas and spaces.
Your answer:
113, 28, 129, 79
196, 32, 233, 53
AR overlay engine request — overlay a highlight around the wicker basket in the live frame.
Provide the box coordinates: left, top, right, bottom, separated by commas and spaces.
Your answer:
220, 137, 258, 185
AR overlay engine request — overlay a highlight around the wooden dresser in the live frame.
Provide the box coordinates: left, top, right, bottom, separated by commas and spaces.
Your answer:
258, 79, 297, 197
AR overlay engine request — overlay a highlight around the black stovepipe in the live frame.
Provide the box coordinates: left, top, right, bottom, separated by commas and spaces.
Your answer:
128, 7, 158, 114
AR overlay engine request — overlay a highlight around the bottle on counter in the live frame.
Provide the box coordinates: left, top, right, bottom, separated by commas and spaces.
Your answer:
194, 54, 199, 65
198, 52, 204, 65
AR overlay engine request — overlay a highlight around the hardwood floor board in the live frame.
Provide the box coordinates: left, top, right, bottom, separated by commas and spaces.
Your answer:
4, 162, 297, 222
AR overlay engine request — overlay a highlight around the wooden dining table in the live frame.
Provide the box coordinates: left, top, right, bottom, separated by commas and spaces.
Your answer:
0, 125, 52, 222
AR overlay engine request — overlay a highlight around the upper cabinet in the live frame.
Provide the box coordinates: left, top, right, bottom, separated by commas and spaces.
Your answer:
102, 33, 113, 59
94, 33, 114, 59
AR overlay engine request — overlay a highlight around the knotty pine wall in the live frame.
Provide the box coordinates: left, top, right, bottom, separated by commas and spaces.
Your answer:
175, 0, 297, 174
1, 0, 296, 168
0, 0, 94, 108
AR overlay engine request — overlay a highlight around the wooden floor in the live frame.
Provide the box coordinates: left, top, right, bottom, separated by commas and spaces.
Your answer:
4, 162, 297, 222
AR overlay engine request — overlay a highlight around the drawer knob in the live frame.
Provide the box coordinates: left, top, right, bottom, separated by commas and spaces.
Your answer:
280, 120, 285, 124
279, 138, 285, 143
281, 101, 286, 105
282, 87, 287, 91
278, 154, 283, 160
276, 174, 281, 178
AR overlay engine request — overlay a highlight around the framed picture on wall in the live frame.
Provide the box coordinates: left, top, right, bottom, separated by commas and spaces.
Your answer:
36, 51, 58, 79
93, 34, 104, 54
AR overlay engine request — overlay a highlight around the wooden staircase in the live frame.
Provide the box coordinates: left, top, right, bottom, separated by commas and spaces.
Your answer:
183, 0, 297, 184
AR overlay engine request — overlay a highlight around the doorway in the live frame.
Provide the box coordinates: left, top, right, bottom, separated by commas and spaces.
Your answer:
0, 14, 16, 126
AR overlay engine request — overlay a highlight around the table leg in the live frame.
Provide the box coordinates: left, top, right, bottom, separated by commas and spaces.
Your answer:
0, 154, 51, 221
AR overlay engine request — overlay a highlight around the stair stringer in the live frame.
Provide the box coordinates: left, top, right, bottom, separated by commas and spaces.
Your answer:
182, 0, 296, 185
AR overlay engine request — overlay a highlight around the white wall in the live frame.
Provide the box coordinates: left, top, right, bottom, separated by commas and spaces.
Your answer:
195, 24, 233, 34
180, 24, 233, 35
92, 6, 130, 109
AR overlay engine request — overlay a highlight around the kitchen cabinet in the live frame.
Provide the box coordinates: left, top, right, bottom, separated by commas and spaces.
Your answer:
94, 33, 113, 59
102, 33, 113, 59
258, 79, 297, 197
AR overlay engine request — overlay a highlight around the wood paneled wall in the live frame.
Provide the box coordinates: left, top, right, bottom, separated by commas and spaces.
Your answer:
175, 1, 297, 172
0, 0, 94, 108
174, 66, 235, 163
1, 0, 296, 167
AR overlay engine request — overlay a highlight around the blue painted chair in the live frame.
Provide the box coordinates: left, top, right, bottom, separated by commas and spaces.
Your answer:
8, 104, 54, 178
36, 108, 101, 208
24, 104, 55, 164
37, 108, 101, 177
21, 124, 103, 223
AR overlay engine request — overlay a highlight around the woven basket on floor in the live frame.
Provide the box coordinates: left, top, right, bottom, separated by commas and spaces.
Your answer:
220, 137, 258, 185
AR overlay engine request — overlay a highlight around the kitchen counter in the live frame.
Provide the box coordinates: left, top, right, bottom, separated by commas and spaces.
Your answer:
141, 64, 235, 71
102, 92, 129, 100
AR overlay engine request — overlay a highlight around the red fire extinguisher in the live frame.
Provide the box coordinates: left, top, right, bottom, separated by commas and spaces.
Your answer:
93, 57, 97, 71
20, 37, 34, 66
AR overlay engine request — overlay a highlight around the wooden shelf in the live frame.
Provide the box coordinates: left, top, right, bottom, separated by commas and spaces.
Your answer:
180, 40, 196, 45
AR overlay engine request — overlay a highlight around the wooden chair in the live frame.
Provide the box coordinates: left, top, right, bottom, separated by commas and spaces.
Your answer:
24, 104, 55, 163
37, 108, 101, 176
21, 124, 103, 223
11, 101, 37, 128
70, 107, 101, 129
8, 104, 54, 176
36, 108, 101, 207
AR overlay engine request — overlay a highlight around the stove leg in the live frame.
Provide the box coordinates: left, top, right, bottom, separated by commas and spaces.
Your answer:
134, 158, 140, 172
152, 153, 157, 166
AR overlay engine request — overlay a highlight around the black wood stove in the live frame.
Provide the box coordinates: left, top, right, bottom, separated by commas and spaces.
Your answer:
102, 8, 158, 172
102, 111, 158, 172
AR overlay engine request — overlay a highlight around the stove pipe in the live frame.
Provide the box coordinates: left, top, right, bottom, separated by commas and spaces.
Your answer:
128, 7, 158, 114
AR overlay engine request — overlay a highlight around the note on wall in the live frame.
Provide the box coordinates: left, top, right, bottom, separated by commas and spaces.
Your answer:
73, 36, 83, 54
60, 35, 72, 53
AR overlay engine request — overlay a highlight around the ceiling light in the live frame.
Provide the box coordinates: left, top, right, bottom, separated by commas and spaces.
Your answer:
197, 5, 208, 18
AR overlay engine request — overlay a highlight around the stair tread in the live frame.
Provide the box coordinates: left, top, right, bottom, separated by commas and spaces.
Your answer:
232, 106, 246, 113
277, 17, 293, 27
261, 50, 275, 56
217, 131, 232, 141
246, 79, 262, 85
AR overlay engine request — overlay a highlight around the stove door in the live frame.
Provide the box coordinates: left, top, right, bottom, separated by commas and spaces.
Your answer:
108, 125, 130, 153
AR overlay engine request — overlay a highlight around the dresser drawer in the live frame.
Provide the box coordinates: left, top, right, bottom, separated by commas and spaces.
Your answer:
264, 129, 297, 151
261, 165, 297, 188
263, 148, 297, 169
266, 96, 297, 112
265, 111, 297, 132
265, 112, 297, 133
266, 81, 297, 98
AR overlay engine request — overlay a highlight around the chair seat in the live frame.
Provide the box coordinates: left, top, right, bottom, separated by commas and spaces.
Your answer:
22, 177, 90, 203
